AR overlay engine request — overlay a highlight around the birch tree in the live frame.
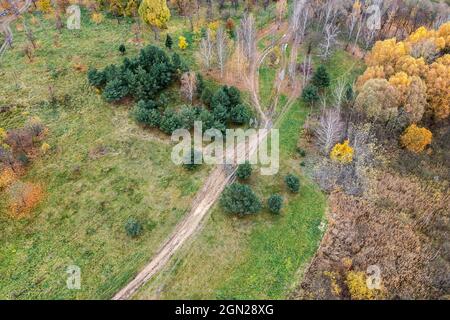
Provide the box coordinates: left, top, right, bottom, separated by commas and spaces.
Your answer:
180, 71, 197, 103
199, 29, 214, 70
316, 108, 344, 154
216, 26, 228, 77
319, 23, 339, 59
237, 13, 256, 66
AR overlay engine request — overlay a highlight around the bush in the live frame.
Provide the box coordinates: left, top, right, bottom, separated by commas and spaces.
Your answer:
230, 104, 251, 124
102, 78, 129, 102
267, 194, 283, 214
400, 124, 432, 153
125, 217, 142, 238
87, 68, 106, 88
236, 161, 252, 180
132, 104, 161, 127
119, 44, 126, 55
330, 140, 354, 164
220, 183, 261, 215
160, 110, 182, 134
285, 174, 300, 193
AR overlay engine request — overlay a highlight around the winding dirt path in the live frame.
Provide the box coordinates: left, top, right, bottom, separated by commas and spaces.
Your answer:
113, 22, 295, 301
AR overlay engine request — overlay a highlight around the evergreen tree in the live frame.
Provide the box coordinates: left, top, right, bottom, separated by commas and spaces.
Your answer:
236, 161, 252, 180
312, 65, 331, 89
165, 34, 173, 50
302, 84, 319, 106
267, 194, 283, 214
220, 183, 262, 215
285, 174, 300, 193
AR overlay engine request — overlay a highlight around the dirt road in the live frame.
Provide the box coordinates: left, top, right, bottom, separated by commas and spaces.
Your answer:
0, 0, 31, 58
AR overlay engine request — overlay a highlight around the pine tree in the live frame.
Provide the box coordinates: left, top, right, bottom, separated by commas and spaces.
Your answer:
165, 34, 173, 50
312, 65, 331, 89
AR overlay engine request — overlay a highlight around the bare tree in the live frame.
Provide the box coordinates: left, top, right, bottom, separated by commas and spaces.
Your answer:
180, 71, 197, 104
319, 23, 339, 59
237, 13, 256, 67
199, 29, 214, 70
315, 108, 344, 154
216, 26, 228, 77
332, 78, 347, 109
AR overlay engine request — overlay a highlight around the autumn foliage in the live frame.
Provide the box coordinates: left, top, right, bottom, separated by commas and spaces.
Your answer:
400, 124, 432, 153
330, 140, 354, 164
357, 22, 450, 121
7, 181, 43, 218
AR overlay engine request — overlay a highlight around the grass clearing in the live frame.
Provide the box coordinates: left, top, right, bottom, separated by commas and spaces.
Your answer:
0, 12, 210, 299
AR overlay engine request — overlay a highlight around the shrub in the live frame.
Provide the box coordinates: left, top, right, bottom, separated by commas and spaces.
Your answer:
220, 183, 261, 215
230, 104, 251, 124
400, 124, 432, 153
178, 36, 188, 50
87, 68, 106, 88
236, 161, 252, 180
7, 181, 43, 217
119, 44, 126, 55
345, 271, 375, 300
125, 217, 142, 238
102, 78, 129, 102
160, 110, 181, 134
330, 140, 354, 164
267, 194, 283, 214
285, 174, 300, 193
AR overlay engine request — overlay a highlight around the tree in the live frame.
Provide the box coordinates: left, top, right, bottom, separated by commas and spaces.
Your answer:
354, 79, 399, 122
237, 14, 256, 67
102, 78, 129, 102
220, 183, 261, 215
312, 65, 331, 89
180, 71, 197, 103
276, 0, 287, 27
316, 108, 344, 154
125, 217, 142, 238
160, 109, 181, 134
404, 76, 427, 123
319, 23, 339, 59
165, 34, 173, 49
400, 124, 432, 153
425, 60, 450, 120
330, 140, 354, 164
119, 44, 126, 55
267, 194, 283, 214
285, 174, 300, 193
183, 148, 202, 171
236, 161, 252, 180
199, 29, 214, 70
365, 38, 407, 77
178, 35, 188, 50
230, 104, 251, 124
87, 68, 106, 88
138, 0, 171, 40
216, 27, 228, 77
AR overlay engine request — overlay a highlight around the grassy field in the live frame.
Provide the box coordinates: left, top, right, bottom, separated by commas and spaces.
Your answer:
0, 11, 210, 299
133, 47, 363, 300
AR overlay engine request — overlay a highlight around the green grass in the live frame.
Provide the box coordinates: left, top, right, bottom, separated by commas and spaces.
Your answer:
0, 11, 210, 299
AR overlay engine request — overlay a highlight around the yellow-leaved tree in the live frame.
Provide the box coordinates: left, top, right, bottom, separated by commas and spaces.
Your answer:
138, 0, 171, 40
178, 36, 188, 50
400, 124, 432, 153
330, 140, 354, 164
365, 38, 407, 77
